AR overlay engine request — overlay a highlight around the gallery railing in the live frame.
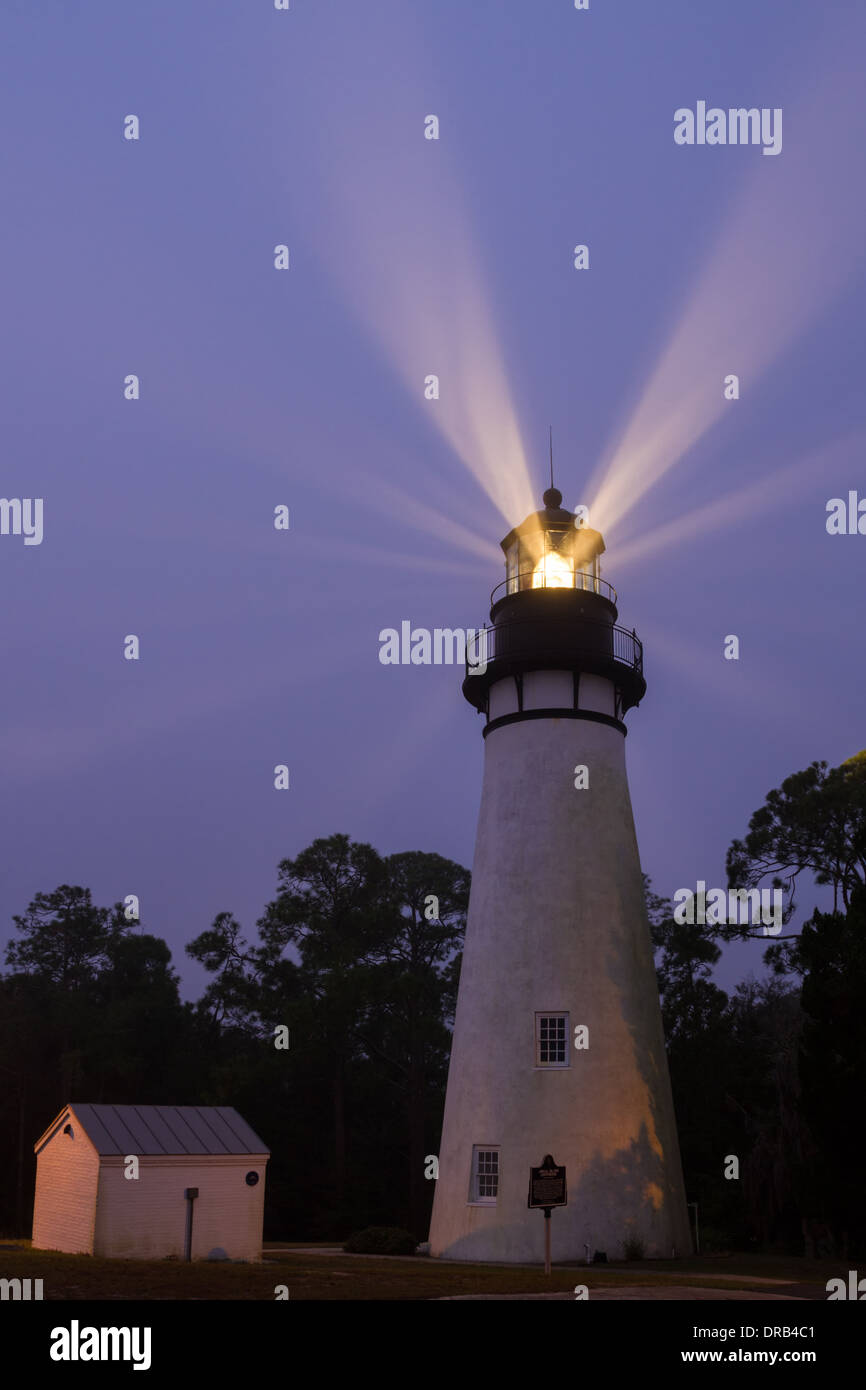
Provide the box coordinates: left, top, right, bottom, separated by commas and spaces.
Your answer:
490, 569, 618, 607
465, 618, 643, 677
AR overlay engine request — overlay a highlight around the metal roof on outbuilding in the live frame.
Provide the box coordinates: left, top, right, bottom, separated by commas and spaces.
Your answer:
35, 1104, 269, 1157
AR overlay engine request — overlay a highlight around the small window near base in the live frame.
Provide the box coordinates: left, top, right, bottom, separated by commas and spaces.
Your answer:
469, 1146, 499, 1204
536, 1012, 569, 1067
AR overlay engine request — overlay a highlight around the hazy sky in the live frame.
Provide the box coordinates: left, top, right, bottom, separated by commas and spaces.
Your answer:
2, 0, 864, 999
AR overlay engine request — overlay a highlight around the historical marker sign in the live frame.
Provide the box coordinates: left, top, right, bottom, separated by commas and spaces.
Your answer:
528, 1154, 567, 1209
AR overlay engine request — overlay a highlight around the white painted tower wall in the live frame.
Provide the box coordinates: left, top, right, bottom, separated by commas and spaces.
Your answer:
428, 664, 692, 1263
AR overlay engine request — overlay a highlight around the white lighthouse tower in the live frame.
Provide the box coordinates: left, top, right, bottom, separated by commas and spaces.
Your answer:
429, 486, 691, 1263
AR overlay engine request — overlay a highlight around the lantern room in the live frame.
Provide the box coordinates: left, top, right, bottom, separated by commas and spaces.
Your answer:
499, 486, 605, 598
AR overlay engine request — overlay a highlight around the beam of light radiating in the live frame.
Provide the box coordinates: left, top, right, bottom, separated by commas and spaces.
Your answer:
0, 635, 375, 784
342, 470, 503, 565
352, 678, 465, 823
611, 429, 866, 571
291, 25, 536, 529
638, 621, 791, 716
285, 529, 492, 582
587, 21, 866, 537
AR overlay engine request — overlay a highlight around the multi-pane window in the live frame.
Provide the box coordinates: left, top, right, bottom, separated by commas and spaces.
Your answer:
470, 1146, 499, 1203
536, 1012, 569, 1067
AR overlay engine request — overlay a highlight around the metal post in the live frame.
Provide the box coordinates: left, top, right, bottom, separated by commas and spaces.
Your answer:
544, 1208, 551, 1275
184, 1187, 199, 1262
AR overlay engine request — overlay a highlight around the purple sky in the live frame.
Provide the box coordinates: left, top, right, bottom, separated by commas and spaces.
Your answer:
2, 0, 864, 999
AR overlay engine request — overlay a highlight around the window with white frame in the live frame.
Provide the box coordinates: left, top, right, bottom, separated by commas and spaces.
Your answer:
536, 1012, 569, 1067
470, 1145, 499, 1203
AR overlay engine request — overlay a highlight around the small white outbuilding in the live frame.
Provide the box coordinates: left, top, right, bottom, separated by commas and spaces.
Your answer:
32, 1103, 270, 1261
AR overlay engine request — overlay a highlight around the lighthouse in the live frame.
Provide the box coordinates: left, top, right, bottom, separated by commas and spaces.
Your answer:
428, 486, 691, 1263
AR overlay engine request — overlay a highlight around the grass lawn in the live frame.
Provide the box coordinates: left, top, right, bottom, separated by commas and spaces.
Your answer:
0, 1242, 843, 1300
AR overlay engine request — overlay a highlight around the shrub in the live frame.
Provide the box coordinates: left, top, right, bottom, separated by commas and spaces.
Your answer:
622, 1234, 646, 1261
343, 1226, 417, 1256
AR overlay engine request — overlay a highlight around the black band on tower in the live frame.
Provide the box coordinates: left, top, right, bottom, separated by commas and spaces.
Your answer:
482, 707, 628, 739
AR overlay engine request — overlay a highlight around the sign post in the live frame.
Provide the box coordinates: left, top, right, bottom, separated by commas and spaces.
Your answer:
527, 1153, 567, 1274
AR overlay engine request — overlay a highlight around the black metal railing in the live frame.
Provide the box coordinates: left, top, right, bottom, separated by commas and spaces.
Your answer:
465, 617, 643, 678
490, 568, 617, 608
